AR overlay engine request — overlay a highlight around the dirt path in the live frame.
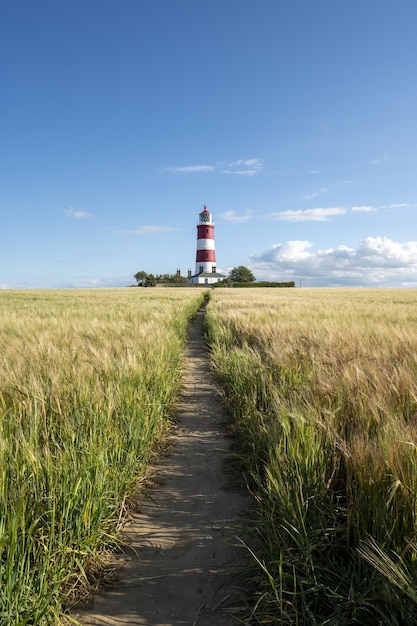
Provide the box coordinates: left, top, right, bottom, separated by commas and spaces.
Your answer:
74, 305, 250, 626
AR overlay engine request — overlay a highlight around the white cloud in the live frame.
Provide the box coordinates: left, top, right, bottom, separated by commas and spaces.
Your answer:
220, 210, 254, 223
224, 158, 263, 175
370, 153, 389, 165
248, 236, 417, 287
64, 207, 94, 219
358, 236, 417, 267
255, 240, 314, 263
166, 165, 215, 173
222, 168, 260, 176
229, 159, 262, 168
116, 225, 179, 235
222, 159, 264, 176
304, 188, 329, 201
352, 205, 377, 212
268, 208, 345, 222
166, 158, 263, 176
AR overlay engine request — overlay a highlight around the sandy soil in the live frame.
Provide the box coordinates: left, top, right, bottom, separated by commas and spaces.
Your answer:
73, 304, 251, 626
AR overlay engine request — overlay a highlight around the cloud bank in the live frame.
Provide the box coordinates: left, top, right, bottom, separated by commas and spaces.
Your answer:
249, 236, 417, 287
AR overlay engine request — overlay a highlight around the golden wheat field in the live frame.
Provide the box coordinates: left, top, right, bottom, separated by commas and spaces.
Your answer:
0, 288, 205, 624
206, 287, 417, 624
2, 286, 417, 625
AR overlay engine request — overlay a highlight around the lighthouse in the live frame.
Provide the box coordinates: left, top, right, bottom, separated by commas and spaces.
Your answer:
189, 206, 225, 285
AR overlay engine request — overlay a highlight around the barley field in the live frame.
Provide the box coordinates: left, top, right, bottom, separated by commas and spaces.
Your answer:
206, 288, 417, 625
3, 286, 417, 625
0, 288, 205, 624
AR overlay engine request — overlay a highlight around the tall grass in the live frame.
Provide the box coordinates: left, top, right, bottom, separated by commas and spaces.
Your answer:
0, 288, 205, 624
206, 288, 417, 624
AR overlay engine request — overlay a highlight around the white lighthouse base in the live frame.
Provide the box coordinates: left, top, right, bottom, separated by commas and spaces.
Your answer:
189, 271, 225, 285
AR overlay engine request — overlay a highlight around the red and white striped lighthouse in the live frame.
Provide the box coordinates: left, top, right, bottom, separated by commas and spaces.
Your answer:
195, 205, 216, 274
189, 206, 225, 284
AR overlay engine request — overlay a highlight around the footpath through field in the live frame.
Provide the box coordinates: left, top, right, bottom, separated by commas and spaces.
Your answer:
74, 303, 250, 626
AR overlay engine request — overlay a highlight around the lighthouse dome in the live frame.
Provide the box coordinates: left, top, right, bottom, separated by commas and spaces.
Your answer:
199, 205, 211, 224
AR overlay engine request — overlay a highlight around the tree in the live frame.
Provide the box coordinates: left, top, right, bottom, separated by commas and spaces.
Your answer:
134, 270, 189, 286
228, 265, 255, 283
134, 270, 148, 286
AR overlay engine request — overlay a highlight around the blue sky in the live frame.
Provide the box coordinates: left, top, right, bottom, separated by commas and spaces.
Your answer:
1, 1, 417, 288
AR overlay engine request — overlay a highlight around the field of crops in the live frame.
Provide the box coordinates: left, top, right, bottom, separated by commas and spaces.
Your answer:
0, 288, 205, 624
206, 288, 417, 624
3, 287, 417, 624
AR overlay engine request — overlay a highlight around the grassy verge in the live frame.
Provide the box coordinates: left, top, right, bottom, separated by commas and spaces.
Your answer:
206, 288, 417, 624
0, 288, 205, 624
